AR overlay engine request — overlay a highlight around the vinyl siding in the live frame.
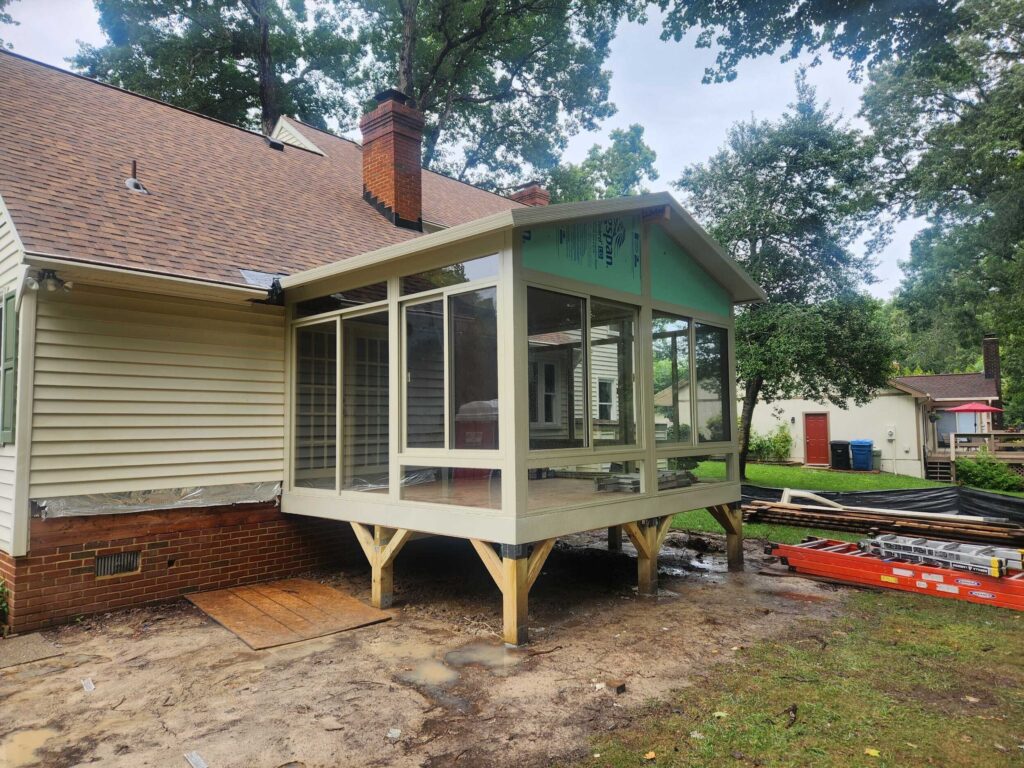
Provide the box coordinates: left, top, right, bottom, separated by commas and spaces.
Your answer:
271, 118, 325, 155
0, 196, 23, 552
30, 285, 286, 499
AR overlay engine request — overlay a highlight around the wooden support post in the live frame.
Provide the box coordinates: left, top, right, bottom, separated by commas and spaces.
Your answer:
502, 556, 528, 646
470, 538, 555, 646
351, 522, 413, 608
707, 504, 744, 572
622, 515, 673, 595
608, 525, 622, 552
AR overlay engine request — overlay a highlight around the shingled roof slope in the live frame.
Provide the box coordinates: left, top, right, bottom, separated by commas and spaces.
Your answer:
0, 52, 521, 287
893, 373, 999, 400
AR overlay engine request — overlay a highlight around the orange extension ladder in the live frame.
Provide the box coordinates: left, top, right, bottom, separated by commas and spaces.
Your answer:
769, 537, 1024, 611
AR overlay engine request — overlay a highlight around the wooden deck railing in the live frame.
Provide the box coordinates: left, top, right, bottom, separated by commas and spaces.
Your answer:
945, 432, 1024, 461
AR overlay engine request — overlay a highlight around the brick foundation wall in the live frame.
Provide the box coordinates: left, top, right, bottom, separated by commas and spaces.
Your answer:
2, 503, 357, 634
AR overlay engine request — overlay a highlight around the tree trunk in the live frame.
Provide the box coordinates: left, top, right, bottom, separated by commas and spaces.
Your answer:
738, 374, 764, 481
397, 0, 419, 98
247, 0, 278, 136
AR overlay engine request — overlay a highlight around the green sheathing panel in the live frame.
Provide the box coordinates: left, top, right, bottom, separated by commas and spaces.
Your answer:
649, 225, 732, 318
521, 214, 642, 294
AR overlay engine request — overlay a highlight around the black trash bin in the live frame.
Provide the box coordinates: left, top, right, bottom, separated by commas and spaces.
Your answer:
830, 440, 851, 470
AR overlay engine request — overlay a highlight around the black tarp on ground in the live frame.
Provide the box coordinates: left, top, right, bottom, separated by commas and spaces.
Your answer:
741, 484, 1024, 524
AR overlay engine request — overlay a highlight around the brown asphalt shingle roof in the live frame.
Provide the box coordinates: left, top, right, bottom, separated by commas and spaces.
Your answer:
0, 51, 521, 288
893, 373, 999, 400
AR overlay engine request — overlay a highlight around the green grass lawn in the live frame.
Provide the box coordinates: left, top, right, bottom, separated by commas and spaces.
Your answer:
574, 592, 1024, 768
740, 462, 948, 492
676, 462, 951, 544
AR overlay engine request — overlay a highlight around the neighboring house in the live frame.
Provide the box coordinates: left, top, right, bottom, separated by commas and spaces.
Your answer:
748, 336, 1005, 480
0, 52, 763, 642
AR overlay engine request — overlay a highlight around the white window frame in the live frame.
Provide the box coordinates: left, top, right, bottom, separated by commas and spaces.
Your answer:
597, 377, 615, 422
529, 358, 562, 428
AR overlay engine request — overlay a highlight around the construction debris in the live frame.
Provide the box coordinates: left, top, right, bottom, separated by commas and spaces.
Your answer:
606, 678, 627, 695
743, 494, 1024, 547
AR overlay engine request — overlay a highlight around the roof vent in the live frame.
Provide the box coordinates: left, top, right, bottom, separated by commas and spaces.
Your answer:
266, 137, 285, 151
124, 160, 149, 194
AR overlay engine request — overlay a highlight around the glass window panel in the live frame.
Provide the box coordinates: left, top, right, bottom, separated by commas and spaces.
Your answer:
590, 299, 637, 446
295, 282, 387, 318
342, 311, 389, 492
405, 300, 445, 448
652, 312, 691, 444
294, 321, 337, 489
526, 461, 644, 511
401, 254, 498, 295
400, 466, 501, 509
695, 323, 731, 443
527, 287, 586, 450
655, 454, 730, 490
450, 287, 499, 450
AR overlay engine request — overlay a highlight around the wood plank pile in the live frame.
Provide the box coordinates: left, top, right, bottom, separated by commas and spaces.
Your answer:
743, 499, 1024, 547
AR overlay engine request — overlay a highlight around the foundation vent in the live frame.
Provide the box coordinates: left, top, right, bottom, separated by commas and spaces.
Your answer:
95, 551, 140, 577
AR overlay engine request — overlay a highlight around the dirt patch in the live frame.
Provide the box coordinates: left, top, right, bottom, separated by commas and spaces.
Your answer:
0, 531, 845, 767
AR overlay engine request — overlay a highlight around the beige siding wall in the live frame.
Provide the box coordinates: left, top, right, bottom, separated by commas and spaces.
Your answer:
748, 389, 924, 477
30, 285, 286, 499
0, 198, 23, 552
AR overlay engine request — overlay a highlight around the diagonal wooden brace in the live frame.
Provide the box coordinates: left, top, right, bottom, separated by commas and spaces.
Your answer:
470, 538, 555, 646
622, 515, 673, 595
707, 504, 744, 572
351, 522, 413, 608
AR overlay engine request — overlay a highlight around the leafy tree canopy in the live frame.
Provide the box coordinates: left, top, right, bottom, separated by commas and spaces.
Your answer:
545, 124, 658, 203
0, 0, 17, 49
872, 0, 1024, 421
675, 74, 899, 477
655, 0, 969, 83
677, 72, 883, 304
346, 0, 644, 186
72, 0, 363, 135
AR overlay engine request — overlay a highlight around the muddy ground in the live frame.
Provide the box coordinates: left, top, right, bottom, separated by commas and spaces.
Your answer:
0, 530, 847, 768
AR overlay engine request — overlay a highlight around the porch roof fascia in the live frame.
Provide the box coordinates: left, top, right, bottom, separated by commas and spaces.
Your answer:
23, 250, 270, 305
888, 379, 930, 398
279, 192, 767, 304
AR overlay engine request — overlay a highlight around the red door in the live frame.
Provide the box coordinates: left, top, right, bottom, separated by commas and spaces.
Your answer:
804, 413, 830, 465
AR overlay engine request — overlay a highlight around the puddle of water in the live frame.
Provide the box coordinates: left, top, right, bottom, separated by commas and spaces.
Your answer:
445, 641, 523, 673
0, 727, 59, 767
398, 658, 459, 687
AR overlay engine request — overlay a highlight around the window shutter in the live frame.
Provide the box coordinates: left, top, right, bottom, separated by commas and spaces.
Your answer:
1, 291, 17, 444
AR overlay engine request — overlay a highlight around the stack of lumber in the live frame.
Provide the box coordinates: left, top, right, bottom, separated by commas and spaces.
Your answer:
743, 499, 1024, 547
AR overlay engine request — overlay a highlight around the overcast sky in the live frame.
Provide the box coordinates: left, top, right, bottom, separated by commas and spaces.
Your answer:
3, 1, 923, 297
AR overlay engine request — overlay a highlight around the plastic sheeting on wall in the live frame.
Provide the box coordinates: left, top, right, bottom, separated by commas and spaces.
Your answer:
741, 484, 1024, 524
34, 482, 282, 519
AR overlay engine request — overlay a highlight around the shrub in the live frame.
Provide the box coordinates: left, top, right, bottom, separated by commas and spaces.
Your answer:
955, 448, 1024, 492
0, 578, 8, 629
748, 424, 794, 462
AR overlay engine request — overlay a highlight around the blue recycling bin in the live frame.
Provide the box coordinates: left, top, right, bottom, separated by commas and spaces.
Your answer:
850, 439, 874, 471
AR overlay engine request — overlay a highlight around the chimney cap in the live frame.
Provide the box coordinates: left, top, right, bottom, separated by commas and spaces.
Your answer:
374, 88, 414, 107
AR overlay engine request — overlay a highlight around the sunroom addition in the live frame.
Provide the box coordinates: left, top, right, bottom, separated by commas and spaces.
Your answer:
281, 193, 764, 645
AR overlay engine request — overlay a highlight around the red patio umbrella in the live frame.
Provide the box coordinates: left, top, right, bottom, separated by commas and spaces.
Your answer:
944, 402, 1003, 413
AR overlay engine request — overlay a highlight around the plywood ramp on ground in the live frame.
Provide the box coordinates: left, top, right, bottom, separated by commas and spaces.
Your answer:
187, 578, 390, 650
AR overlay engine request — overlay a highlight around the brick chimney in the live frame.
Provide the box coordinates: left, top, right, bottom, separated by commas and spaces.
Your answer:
510, 182, 551, 207
359, 89, 424, 231
983, 334, 1003, 427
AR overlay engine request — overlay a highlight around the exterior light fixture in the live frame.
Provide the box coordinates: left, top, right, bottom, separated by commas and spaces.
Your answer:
35, 269, 72, 293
